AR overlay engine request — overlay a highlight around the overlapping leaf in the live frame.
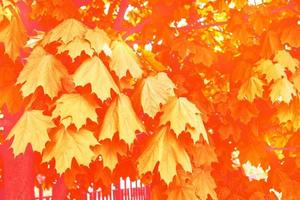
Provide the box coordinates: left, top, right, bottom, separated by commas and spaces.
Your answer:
168, 177, 197, 200
255, 59, 286, 83
94, 138, 127, 170
292, 69, 300, 92
16, 46, 70, 98
140, 72, 175, 118
137, 126, 192, 184
274, 50, 299, 73
42, 18, 87, 45
160, 97, 208, 143
0, 3, 27, 61
187, 143, 218, 167
84, 28, 111, 55
110, 40, 143, 79
7, 110, 55, 155
277, 97, 300, 130
191, 168, 217, 200
237, 76, 264, 102
98, 93, 144, 145
281, 23, 300, 48
260, 31, 281, 58
43, 127, 98, 174
57, 37, 94, 60
52, 93, 98, 128
73, 56, 119, 101
270, 77, 295, 103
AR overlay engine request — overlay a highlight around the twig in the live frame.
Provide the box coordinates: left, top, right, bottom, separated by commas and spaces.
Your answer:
123, 18, 151, 39
178, 21, 227, 32
113, 0, 129, 30
122, 1, 299, 39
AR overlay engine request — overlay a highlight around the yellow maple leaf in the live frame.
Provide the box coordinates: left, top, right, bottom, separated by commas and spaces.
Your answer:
99, 93, 145, 145
93, 139, 127, 170
273, 50, 299, 73
159, 97, 208, 143
255, 59, 286, 83
270, 77, 295, 104
192, 168, 217, 200
73, 56, 119, 101
141, 50, 168, 72
43, 127, 98, 174
141, 72, 176, 118
57, 37, 94, 60
237, 76, 264, 102
137, 126, 192, 184
110, 40, 143, 79
0, 4, 27, 61
42, 18, 87, 45
7, 110, 55, 156
0, 1, 13, 22
52, 93, 98, 129
16, 46, 69, 98
85, 27, 111, 55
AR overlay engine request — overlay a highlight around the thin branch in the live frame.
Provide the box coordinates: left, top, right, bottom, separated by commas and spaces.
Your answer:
122, 1, 298, 40
178, 21, 227, 32
123, 18, 151, 39
113, 0, 129, 30
271, 1, 298, 14
267, 145, 300, 151
107, 0, 118, 19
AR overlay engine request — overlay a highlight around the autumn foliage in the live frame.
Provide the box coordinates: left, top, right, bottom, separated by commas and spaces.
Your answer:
1, 0, 300, 199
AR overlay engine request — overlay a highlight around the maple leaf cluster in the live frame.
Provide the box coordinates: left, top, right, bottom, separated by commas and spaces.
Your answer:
1, 0, 300, 199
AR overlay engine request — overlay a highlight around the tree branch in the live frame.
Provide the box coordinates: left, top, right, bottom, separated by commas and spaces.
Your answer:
113, 0, 129, 30
123, 18, 151, 39
122, 1, 298, 40
178, 21, 227, 32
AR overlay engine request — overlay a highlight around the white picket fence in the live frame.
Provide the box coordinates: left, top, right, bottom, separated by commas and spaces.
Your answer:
34, 178, 150, 200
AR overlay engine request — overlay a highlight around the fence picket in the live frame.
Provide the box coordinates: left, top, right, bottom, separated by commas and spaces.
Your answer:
35, 178, 150, 200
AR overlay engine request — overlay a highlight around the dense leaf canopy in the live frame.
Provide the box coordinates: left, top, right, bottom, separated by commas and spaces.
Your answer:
1, 0, 300, 199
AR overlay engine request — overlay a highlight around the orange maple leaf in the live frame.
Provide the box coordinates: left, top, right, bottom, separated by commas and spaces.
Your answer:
93, 138, 127, 170
0, 2, 27, 60
191, 168, 217, 200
